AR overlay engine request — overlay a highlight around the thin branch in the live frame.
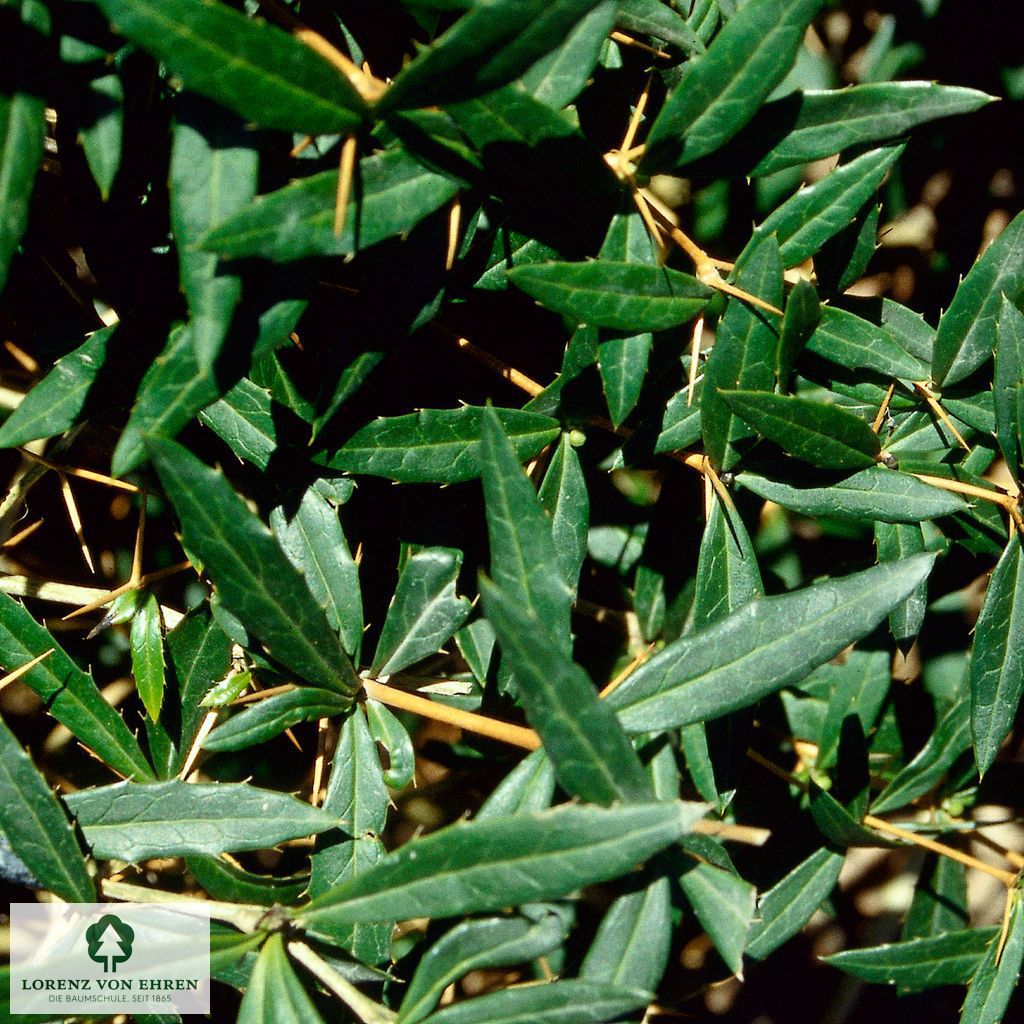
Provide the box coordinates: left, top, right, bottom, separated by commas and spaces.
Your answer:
288, 941, 397, 1024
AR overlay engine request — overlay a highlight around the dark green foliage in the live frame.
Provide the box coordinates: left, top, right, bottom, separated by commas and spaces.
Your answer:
1, 2, 1022, 1022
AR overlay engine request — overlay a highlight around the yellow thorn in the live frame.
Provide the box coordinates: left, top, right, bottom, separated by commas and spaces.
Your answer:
913, 380, 972, 452
0, 648, 55, 694
62, 561, 192, 621
609, 30, 670, 59
687, 315, 705, 406
872, 380, 898, 433
179, 711, 219, 780
17, 448, 141, 492
333, 134, 358, 240
620, 71, 654, 155
130, 489, 147, 587
311, 717, 330, 806
58, 473, 95, 574
445, 194, 462, 272
0, 518, 43, 548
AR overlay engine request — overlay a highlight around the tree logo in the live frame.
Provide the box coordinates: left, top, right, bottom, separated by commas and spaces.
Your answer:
85, 915, 135, 973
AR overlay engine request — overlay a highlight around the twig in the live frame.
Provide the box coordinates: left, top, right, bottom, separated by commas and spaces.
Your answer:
599, 643, 656, 698
913, 380, 971, 452
872, 380, 898, 433
17, 448, 141, 492
62, 560, 192, 620
334, 134, 358, 239
288, 941, 397, 1024
102, 879, 269, 933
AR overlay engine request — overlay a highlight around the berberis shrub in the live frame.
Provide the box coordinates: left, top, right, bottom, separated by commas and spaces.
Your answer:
1, 0, 1023, 1021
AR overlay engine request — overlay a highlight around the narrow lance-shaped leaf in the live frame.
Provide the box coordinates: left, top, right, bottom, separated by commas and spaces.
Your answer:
959, 891, 1024, 1024
186, 854, 309, 907
95, 0, 365, 134
200, 148, 457, 263
309, 707, 391, 964
202, 688, 350, 753
271, 486, 363, 658
146, 436, 361, 698
0, 326, 116, 449
606, 554, 935, 732
64, 780, 341, 861
970, 536, 1024, 776
509, 261, 712, 332
171, 93, 258, 368
0, 0, 48, 295
198, 376, 283, 472
679, 860, 756, 975
77, 70, 123, 200
737, 465, 967, 524
417, 980, 651, 1024
616, 0, 704, 56
932, 210, 1024, 387
480, 574, 653, 806
237, 934, 325, 1024
538, 434, 589, 594
875, 522, 928, 645
702, 234, 784, 472
476, 747, 555, 820
746, 847, 845, 960
824, 927, 998, 992
371, 548, 471, 677
994, 296, 1024, 484
130, 592, 165, 722
903, 852, 968, 941
322, 406, 560, 484
0, 592, 154, 781
365, 700, 416, 790
598, 332, 652, 428
581, 874, 673, 994
720, 390, 881, 470
753, 145, 904, 268
697, 83, 995, 178
0, 713, 94, 903
399, 915, 563, 1024
776, 280, 820, 390
298, 801, 707, 933
642, 0, 822, 171
481, 404, 573, 657
378, 0, 601, 113
805, 305, 927, 381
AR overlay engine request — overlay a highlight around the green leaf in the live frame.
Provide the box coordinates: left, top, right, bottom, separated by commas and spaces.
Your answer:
875, 522, 928, 644
0, 712, 94, 902
776, 280, 820, 390
994, 295, 1024, 484
0, 592, 154, 781
746, 847, 844, 960
203, 688, 350, 753
903, 852, 968, 941
237, 934, 325, 1024
617, 0, 704, 56
824, 927, 998, 991
814, 648, 891, 770
479, 575, 652, 807
605, 554, 935, 732
809, 783, 887, 848
186, 854, 309, 906
95, 0, 365, 134
932, 210, 1024, 387
171, 92, 258, 368
78, 71, 123, 200
0, 326, 116, 448
378, 0, 601, 113
64, 779, 340, 860
130, 592, 165, 722
970, 536, 1024, 776
719, 390, 881, 470
581, 874, 672, 993
399, 915, 563, 1024
298, 801, 706, 932
476, 748, 555, 819
198, 377, 282, 471
805, 306, 928, 380
271, 486, 363, 658
701, 234, 784, 471
310, 707, 391, 964
704, 83, 994, 178
520, 1, 619, 108
737, 465, 967, 523
959, 891, 1024, 1024
365, 700, 416, 790
753, 146, 904, 268
538, 434, 589, 594
680, 860, 756, 975
871, 701, 970, 813
200, 148, 458, 262
509, 260, 712, 332
146, 436, 361, 698
322, 406, 560, 484
419, 980, 650, 1024
481, 405, 573, 657
642, 0, 822, 171
598, 332, 652, 428
371, 547, 471, 676
0, 0, 48, 295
